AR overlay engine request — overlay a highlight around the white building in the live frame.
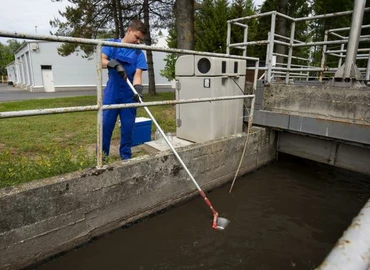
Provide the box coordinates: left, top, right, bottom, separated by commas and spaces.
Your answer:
6, 41, 171, 92
5, 61, 16, 85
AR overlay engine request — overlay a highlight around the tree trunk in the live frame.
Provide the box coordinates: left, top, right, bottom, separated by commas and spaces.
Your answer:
275, 0, 288, 68
143, 0, 157, 95
174, 0, 194, 50
111, 0, 119, 39
117, 0, 124, 37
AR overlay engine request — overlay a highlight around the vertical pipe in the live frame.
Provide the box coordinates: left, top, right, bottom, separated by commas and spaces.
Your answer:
226, 22, 231, 55
243, 25, 248, 57
319, 30, 328, 82
265, 31, 271, 81
343, 0, 366, 79
253, 60, 259, 93
286, 21, 296, 84
267, 12, 276, 83
338, 43, 345, 68
366, 49, 370, 81
96, 43, 103, 169
307, 49, 312, 81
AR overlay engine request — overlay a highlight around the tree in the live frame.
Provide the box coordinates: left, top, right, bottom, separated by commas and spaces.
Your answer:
194, 0, 229, 53
310, 0, 356, 67
50, 0, 174, 95
228, 0, 258, 56
0, 39, 24, 76
257, 0, 311, 65
160, 24, 177, 81
174, 0, 195, 50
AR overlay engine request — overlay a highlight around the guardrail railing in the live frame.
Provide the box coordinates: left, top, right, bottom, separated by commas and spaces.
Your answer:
0, 30, 259, 169
227, 8, 370, 83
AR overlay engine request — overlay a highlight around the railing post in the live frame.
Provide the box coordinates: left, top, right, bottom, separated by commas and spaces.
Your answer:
366, 49, 370, 82
96, 43, 104, 169
267, 12, 276, 83
338, 43, 345, 68
342, 0, 366, 79
226, 22, 231, 55
243, 25, 248, 57
285, 21, 295, 84
319, 30, 328, 82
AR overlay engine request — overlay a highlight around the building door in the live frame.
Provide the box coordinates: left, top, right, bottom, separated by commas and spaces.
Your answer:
41, 65, 55, 92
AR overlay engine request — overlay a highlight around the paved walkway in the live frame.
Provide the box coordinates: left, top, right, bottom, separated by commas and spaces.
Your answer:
0, 84, 96, 102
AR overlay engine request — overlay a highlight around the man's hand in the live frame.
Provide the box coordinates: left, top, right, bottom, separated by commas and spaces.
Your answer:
107, 59, 127, 79
133, 85, 144, 102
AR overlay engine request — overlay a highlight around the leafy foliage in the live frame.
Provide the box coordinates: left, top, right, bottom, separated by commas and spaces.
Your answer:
0, 39, 25, 76
257, 0, 311, 64
310, 0, 354, 67
228, 0, 257, 56
195, 0, 229, 53
160, 26, 178, 81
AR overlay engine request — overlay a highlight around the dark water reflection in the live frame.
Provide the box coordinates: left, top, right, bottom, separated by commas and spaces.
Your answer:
35, 154, 370, 270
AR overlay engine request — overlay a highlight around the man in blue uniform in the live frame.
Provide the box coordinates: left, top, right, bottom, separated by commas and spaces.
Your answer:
102, 20, 148, 160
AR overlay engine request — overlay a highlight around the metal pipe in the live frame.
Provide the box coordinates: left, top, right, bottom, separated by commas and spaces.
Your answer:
243, 25, 248, 57
0, 95, 255, 119
316, 197, 370, 270
293, 39, 349, 47
343, 0, 366, 79
274, 62, 311, 67
328, 24, 370, 33
227, 11, 275, 23
226, 22, 231, 55
274, 39, 290, 47
272, 67, 335, 72
274, 52, 309, 61
232, 21, 248, 28
272, 71, 311, 76
96, 43, 103, 169
366, 50, 370, 81
329, 32, 347, 39
286, 21, 296, 84
327, 48, 370, 53
338, 44, 345, 68
267, 12, 277, 82
0, 30, 259, 62
275, 12, 295, 21
274, 33, 303, 44
327, 53, 345, 58
253, 60, 259, 92
296, 8, 370, 22
228, 40, 269, 47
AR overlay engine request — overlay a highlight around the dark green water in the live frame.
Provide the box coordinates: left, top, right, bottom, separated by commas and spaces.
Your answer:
33, 154, 370, 270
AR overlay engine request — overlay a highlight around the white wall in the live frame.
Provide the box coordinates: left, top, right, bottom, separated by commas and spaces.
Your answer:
12, 41, 170, 92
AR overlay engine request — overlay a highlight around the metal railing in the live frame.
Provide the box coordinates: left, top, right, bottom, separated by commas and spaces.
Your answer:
227, 8, 370, 83
0, 30, 259, 169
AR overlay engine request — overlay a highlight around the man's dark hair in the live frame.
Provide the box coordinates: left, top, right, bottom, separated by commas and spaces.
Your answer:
129, 20, 147, 35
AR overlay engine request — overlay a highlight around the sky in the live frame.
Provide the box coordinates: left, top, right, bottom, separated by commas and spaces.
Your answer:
0, 0, 265, 45
0, 0, 69, 44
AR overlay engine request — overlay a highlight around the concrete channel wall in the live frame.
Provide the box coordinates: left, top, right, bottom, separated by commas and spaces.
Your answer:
262, 84, 370, 125
254, 83, 370, 176
0, 128, 276, 270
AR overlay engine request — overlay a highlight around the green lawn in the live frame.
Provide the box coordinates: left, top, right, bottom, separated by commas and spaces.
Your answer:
0, 93, 176, 188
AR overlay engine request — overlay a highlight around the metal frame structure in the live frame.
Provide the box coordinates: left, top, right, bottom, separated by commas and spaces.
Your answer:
227, 7, 370, 84
0, 29, 259, 169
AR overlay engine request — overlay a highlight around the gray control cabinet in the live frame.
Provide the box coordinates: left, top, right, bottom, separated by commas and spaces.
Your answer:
175, 55, 246, 143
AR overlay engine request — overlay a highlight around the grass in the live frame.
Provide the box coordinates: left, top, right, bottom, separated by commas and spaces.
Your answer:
0, 92, 176, 188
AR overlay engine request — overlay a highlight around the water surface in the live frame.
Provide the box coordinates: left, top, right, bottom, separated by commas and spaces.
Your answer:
35, 154, 370, 270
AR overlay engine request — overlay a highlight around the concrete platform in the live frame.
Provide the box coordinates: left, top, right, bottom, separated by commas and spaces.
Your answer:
145, 136, 194, 152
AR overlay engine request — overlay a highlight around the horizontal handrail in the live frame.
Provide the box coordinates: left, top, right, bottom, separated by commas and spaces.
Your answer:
0, 95, 255, 119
